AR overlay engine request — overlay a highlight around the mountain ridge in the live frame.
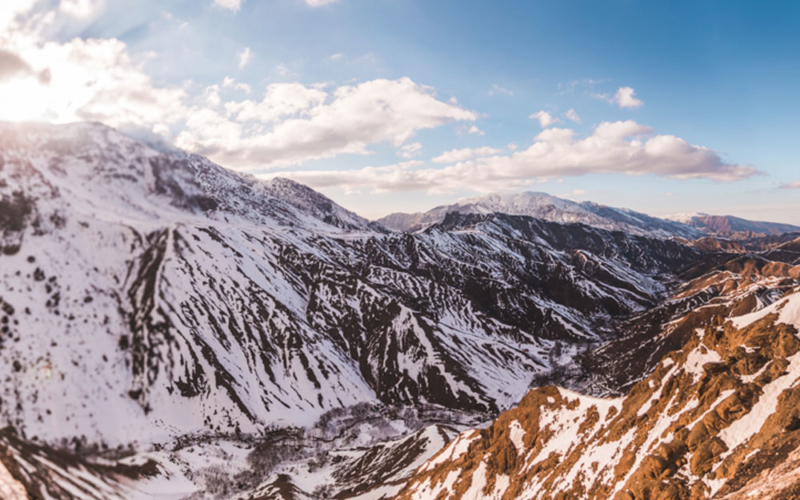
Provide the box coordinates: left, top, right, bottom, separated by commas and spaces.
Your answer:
376, 192, 800, 241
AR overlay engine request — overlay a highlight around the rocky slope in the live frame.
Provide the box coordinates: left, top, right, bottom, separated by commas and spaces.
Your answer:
396, 262, 800, 500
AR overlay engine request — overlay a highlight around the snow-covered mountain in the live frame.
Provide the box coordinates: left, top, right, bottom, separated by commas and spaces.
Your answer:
376, 192, 705, 239
4, 122, 800, 499
0, 122, 717, 498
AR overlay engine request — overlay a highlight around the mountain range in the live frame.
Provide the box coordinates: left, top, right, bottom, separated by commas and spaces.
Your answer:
377, 193, 800, 241
1, 122, 799, 500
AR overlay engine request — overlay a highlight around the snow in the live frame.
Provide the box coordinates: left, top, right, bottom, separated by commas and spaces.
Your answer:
422, 430, 480, 472
0, 461, 28, 500
730, 291, 800, 330
682, 344, 722, 382
509, 420, 526, 455
718, 350, 800, 452
410, 469, 461, 500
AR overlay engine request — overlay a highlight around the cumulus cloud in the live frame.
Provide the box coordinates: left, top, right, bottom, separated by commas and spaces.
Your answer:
214, 0, 242, 11
269, 120, 757, 194
305, 0, 338, 6
530, 110, 560, 128
432, 147, 503, 164
468, 125, 484, 135
614, 86, 643, 108
176, 77, 477, 169
779, 182, 800, 189
238, 47, 252, 69
564, 108, 581, 123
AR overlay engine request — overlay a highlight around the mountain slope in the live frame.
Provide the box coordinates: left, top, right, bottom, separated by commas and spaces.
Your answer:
396, 265, 800, 500
376, 192, 703, 239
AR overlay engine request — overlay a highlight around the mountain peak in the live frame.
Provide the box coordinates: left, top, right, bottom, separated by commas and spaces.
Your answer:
0, 121, 380, 234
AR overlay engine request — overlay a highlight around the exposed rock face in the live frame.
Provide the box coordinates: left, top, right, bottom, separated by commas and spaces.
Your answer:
396, 267, 800, 500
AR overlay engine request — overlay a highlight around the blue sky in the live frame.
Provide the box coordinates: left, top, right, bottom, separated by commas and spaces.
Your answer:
2, 0, 799, 221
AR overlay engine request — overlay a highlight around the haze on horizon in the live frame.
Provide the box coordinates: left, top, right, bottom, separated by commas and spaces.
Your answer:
0, 0, 798, 222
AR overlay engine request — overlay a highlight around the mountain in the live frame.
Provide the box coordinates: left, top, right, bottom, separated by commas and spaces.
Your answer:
669, 213, 800, 240
3, 122, 799, 499
397, 260, 800, 500
376, 192, 704, 239
0, 122, 716, 498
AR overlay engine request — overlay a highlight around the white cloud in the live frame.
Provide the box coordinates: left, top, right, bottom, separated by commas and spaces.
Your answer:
204, 84, 221, 107
530, 110, 560, 128
0, 0, 38, 32
330, 53, 343, 60
488, 84, 513, 97
269, 120, 757, 194
397, 142, 422, 159
779, 182, 800, 189
592, 87, 644, 108
238, 47, 252, 69
0, 6, 473, 172
432, 146, 503, 164
305, 0, 338, 6
176, 77, 477, 169
59, 0, 105, 18
264, 161, 429, 193
468, 125, 484, 136
0, 34, 186, 132
214, 0, 242, 12
222, 76, 251, 93
611, 86, 643, 108
564, 108, 581, 123
223, 82, 327, 122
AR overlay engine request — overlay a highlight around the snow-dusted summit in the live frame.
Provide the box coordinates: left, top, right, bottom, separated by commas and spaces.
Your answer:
377, 191, 704, 239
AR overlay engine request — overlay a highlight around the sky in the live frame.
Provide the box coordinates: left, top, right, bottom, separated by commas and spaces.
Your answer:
1, 0, 799, 222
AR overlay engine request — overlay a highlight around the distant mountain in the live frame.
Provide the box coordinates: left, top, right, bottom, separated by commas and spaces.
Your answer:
376, 192, 705, 239
669, 213, 800, 239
